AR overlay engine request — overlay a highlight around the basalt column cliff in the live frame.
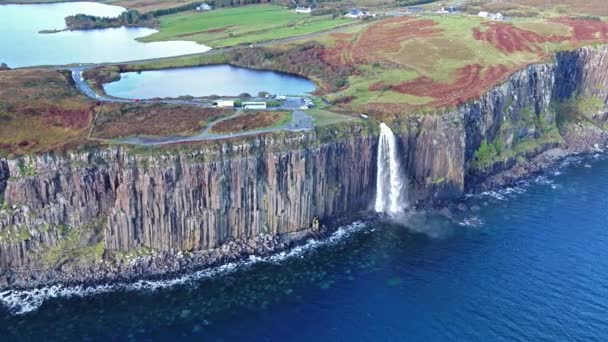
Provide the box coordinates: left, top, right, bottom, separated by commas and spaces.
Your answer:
1, 46, 608, 288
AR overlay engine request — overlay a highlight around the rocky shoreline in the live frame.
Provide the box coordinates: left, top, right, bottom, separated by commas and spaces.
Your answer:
2, 128, 606, 291
0, 214, 363, 291
474, 123, 608, 192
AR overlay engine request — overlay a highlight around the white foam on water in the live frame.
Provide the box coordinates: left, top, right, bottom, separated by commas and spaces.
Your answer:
458, 217, 484, 228
0, 221, 367, 316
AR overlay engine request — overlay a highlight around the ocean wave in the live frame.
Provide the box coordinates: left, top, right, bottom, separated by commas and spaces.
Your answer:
0, 221, 367, 316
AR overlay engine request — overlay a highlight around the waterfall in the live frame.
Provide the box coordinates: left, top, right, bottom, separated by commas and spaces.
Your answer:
375, 123, 407, 214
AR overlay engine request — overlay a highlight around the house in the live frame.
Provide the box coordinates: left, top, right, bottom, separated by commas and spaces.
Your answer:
438, 6, 457, 14
214, 100, 234, 108
242, 101, 267, 110
345, 9, 365, 19
196, 3, 212, 11
478, 11, 505, 21
344, 8, 375, 19
295, 6, 311, 14
491, 12, 504, 21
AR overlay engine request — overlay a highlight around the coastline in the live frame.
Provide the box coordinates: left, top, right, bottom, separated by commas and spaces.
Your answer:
1, 139, 605, 294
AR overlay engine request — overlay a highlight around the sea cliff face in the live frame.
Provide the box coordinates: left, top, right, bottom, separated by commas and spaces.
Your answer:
0, 132, 376, 272
1, 46, 608, 288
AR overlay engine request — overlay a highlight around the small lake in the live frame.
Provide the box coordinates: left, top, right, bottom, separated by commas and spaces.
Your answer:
103, 65, 317, 98
0, 2, 210, 68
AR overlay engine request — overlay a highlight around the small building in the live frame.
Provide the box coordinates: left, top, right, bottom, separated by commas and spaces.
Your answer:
242, 101, 267, 110
438, 6, 457, 14
345, 9, 364, 19
492, 12, 504, 21
344, 8, 375, 19
408, 7, 424, 13
295, 6, 311, 14
196, 3, 212, 11
215, 100, 234, 108
478, 11, 490, 18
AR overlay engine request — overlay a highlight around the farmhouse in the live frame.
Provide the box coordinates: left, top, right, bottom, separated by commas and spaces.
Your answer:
196, 3, 212, 11
344, 9, 375, 19
492, 12, 504, 21
295, 6, 311, 14
437, 6, 457, 14
242, 101, 267, 110
478, 11, 505, 21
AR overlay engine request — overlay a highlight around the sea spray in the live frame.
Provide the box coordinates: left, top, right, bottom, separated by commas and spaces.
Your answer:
0, 221, 368, 315
375, 123, 407, 214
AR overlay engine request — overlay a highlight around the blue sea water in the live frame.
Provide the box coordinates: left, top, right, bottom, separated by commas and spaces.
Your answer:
1, 155, 607, 340
0, 2, 210, 68
103, 65, 316, 99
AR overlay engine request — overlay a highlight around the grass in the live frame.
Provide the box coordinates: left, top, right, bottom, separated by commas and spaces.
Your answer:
211, 110, 291, 133
307, 109, 358, 126
117, 11, 608, 122
138, 5, 350, 47
40, 221, 105, 267
0, 225, 32, 244
91, 103, 231, 139
0, 69, 95, 155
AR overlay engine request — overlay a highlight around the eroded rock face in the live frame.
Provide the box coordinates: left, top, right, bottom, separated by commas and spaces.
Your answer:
0, 132, 377, 271
1, 46, 608, 286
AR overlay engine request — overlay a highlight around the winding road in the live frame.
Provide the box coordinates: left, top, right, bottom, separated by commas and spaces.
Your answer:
61, 21, 374, 145
69, 67, 315, 145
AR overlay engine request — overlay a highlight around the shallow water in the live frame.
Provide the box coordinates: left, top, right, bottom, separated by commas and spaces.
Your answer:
0, 2, 210, 67
1, 155, 607, 340
103, 65, 317, 98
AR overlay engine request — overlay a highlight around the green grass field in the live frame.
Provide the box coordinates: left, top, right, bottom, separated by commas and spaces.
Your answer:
138, 5, 351, 47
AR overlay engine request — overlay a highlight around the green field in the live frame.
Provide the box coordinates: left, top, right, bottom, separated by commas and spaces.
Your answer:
138, 5, 351, 47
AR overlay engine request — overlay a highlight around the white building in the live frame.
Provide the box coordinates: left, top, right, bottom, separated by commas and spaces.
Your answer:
478, 11, 505, 21
345, 9, 374, 19
492, 12, 504, 21
196, 3, 212, 11
295, 6, 311, 14
242, 101, 267, 110
215, 100, 234, 108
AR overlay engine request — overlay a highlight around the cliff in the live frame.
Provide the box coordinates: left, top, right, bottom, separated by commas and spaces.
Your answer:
1, 46, 608, 288
0, 130, 376, 280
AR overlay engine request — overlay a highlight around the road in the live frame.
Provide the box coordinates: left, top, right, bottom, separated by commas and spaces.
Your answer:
61, 21, 371, 145
120, 110, 313, 146
69, 67, 315, 146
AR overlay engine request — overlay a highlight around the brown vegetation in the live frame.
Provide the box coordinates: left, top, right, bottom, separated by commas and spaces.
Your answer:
211, 111, 289, 133
382, 64, 513, 107
354, 17, 443, 60
554, 18, 608, 42
92, 103, 229, 139
473, 22, 567, 53
0, 69, 95, 155
322, 17, 443, 66
230, 43, 354, 93
510, 0, 608, 16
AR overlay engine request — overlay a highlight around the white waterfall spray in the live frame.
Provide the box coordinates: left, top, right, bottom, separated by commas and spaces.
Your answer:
375, 123, 407, 214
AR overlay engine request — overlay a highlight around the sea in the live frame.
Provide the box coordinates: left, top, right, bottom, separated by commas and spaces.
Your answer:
1, 154, 607, 340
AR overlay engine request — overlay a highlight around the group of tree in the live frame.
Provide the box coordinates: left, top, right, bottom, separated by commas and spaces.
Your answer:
0, 63, 10, 71
65, 10, 157, 30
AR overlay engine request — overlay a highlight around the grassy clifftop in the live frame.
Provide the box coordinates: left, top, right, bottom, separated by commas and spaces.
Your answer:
127, 10, 608, 123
